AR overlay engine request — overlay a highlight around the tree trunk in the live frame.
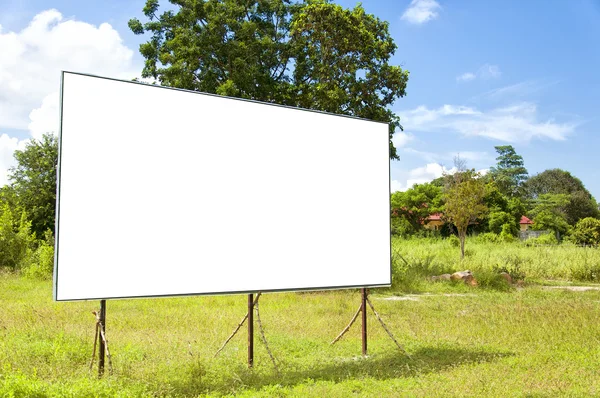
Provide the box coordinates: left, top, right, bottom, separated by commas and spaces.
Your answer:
459, 230, 466, 259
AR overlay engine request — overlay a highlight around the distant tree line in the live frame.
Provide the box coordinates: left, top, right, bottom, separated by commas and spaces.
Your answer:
391, 145, 600, 250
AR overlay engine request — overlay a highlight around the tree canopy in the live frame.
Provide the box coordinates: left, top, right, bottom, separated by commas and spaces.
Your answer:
8, 133, 58, 238
524, 169, 599, 225
129, 0, 409, 159
488, 145, 528, 198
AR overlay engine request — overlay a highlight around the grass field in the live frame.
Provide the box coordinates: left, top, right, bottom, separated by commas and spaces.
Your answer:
2, 240, 600, 397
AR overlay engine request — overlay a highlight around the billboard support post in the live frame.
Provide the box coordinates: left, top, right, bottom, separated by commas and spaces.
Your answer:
98, 300, 106, 376
248, 294, 254, 368
361, 288, 368, 356
332, 289, 408, 358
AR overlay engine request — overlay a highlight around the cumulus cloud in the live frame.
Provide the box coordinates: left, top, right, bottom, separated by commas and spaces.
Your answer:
0, 9, 140, 186
0, 134, 28, 186
401, 0, 441, 24
391, 162, 455, 192
400, 102, 576, 143
392, 131, 413, 148
0, 9, 137, 136
456, 64, 501, 83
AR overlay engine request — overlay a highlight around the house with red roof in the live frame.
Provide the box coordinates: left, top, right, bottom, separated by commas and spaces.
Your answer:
519, 216, 533, 231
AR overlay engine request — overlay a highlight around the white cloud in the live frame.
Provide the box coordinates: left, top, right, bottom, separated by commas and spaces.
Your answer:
392, 131, 413, 148
456, 64, 501, 83
391, 162, 491, 193
391, 162, 455, 192
0, 134, 28, 186
28, 92, 59, 140
0, 9, 138, 136
456, 72, 476, 82
0, 9, 140, 186
400, 102, 576, 143
401, 0, 441, 24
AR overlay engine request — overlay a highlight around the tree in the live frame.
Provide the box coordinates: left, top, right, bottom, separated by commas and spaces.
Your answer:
8, 133, 58, 238
528, 193, 571, 236
488, 145, 528, 198
523, 169, 599, 224
391, 183, 443, 232
443, 162, 487, 259
128, 0, 409, 159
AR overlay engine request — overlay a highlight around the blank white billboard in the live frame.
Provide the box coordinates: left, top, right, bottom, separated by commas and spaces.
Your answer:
54, 72, 391, 301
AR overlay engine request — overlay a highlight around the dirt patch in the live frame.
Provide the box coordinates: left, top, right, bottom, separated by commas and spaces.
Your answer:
380, 293, 476, 302
544, 286, 600, 292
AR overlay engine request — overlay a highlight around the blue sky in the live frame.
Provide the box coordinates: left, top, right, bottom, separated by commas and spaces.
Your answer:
0, 0, 599, 199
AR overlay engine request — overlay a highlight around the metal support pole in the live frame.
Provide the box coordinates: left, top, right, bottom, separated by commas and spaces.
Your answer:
98, 300, 106, 377
248, 294, 254, 368
361, 288, 367, 356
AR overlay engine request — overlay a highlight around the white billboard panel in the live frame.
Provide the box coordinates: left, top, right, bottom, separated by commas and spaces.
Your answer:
54, 72, 391, 301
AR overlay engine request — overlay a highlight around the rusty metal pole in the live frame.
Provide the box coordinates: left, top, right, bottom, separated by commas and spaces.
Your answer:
361, 288, 367, 356
98, 300, 106, 377
248, 294, 254, 367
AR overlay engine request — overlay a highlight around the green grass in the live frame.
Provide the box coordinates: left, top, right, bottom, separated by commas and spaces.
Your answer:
2, 254, 600, 398
2, 239, 600, 396
390, 237, 600, 292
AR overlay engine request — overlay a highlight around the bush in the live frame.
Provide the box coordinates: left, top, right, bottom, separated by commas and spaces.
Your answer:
447, 234, 460, 247
0, 205, 35, 270
475, 232, 499, 243
499, 224, 516, 242
571, 217, 600, 246
22, 239, 54, 279
525, 232, 558, 246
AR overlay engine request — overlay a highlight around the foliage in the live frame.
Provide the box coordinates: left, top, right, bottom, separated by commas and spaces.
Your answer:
524, 168, 599, 224
8, 133, 58, 238
391, 183, 443, 232
488, 145, 528, 198
0, 204, 35, 270
390, 215, 414, 237
443, 168, 487, 259
447, 234, 460, 247
488, 210, 516, 235
531, 210, 570, 236
499, 223, 517, 241
570, 217, 600, 246
129, 0, 409, 159
524, 232, 559, 246
21, 230, 55, 279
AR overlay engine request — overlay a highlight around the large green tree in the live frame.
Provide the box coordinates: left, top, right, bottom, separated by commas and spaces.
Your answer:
488, 145, 528, 198
523, 169, 599, 224
8, 133, 58, 238
128, 0, 409, 159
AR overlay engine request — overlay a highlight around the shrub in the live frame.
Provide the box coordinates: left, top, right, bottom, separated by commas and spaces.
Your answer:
476, 232, 499, 243
570, 217, 600, 246
525, 232, 558, 246
499, 224, 516, 242
22, 238, 54, 279
447, 234, 460, 247
0, 205, 35, 270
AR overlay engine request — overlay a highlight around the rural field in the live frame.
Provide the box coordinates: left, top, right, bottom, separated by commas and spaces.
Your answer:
2, 239, 600, 397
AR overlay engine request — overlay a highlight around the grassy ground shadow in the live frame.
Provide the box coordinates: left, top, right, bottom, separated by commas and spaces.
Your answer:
168, 346, 515, 396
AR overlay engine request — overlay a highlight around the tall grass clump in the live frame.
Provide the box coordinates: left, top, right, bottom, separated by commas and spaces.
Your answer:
391, 236, 600, 289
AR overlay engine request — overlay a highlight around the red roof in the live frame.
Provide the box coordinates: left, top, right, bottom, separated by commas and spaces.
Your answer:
426, 213, 443, 221
520, 216, 533, 225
